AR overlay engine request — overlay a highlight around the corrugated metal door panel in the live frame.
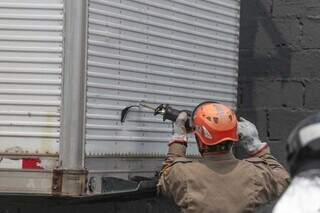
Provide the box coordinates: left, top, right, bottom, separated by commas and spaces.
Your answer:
86, 0, 240, 156
0, 0, 63, 156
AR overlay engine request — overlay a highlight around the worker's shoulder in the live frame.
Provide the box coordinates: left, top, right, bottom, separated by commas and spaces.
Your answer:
161, 157, 195, 178
242, 156, 270, 170
244, 156, 266, 164
242, 157, 275, 178
171, 157, 194, 165
168, 157, 198, 170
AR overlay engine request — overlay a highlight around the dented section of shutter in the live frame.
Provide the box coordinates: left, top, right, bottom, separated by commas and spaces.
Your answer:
85, 0, 240, 157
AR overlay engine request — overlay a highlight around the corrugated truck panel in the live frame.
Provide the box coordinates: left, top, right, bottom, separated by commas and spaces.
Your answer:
86, 0, 240, 156
0, 0, 63, 157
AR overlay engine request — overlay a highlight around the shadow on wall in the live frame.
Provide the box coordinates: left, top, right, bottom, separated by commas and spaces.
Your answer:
235, 0, 293, 161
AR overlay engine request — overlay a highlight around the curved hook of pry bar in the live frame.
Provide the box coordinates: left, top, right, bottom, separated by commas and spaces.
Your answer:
120, 105, 139, 123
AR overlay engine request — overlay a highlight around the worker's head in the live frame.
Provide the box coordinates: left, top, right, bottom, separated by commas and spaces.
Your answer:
192, 102, 239, 155
287, 113, 320, 176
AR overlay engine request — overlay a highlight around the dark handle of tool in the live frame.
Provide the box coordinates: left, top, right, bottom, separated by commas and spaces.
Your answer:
162, 105, 180, 121
154, 104, 193, 132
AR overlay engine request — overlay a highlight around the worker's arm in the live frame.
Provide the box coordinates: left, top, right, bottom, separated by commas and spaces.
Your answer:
238, 118, 290, 196
158, 112, 190, 201
162, 112, 189, 168
249, 148, 290, 196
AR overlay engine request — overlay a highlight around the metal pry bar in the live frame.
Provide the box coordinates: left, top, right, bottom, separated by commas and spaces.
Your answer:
139, 101, 156, 111
120, 101, 157, 124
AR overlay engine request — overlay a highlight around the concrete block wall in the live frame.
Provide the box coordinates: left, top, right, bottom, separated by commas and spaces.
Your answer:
237, 0, 320, 164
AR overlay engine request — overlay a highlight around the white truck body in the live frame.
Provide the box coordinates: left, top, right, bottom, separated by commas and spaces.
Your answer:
0, 0, 240, 195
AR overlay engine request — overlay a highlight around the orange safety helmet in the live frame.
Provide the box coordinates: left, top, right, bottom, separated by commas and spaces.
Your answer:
192, 102, 239, 146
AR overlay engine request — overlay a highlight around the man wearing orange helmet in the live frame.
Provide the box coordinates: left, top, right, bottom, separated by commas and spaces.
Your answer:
158, 102, 290, 213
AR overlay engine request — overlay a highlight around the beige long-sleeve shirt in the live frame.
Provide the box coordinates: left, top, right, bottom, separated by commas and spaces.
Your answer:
158, 144, 290, 213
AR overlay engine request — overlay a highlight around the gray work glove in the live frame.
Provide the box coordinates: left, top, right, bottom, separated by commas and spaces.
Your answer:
238, 117, 268, 156
169, 112, 188, 145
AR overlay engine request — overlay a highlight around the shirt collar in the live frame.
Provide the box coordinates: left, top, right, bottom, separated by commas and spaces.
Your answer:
202, 151, 237, 161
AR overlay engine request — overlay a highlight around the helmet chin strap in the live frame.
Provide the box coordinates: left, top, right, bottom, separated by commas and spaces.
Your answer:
196, 136, 205, 155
